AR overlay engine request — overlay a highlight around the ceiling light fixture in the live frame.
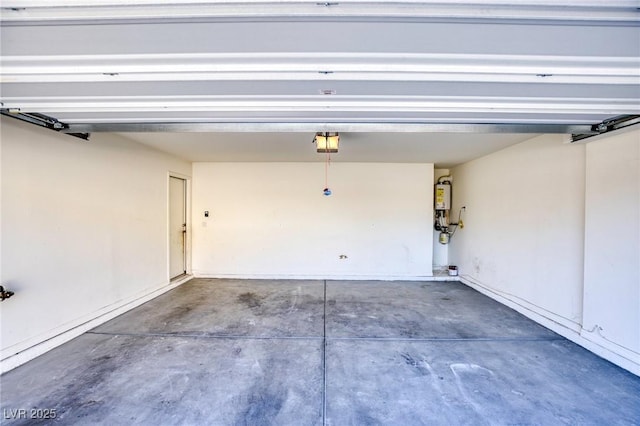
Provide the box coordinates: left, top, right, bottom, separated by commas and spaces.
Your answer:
314, 132, 339, 197
314, 132, 339, 153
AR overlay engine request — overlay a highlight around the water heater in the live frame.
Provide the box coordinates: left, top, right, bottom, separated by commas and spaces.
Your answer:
434, 183, 451, 211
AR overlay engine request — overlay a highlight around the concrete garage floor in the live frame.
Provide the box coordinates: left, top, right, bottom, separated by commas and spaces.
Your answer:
2, 279, 640, 425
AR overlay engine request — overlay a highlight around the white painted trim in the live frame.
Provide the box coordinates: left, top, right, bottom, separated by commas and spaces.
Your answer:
7, 98, 637, 114
2, 1, 637, 23
168, 171, 192, 280
0, 275, 193, 374
460, 274, 582, 332
6, 0, 638, 7
4, 272, 636, 377
192, 273, 460, 282
459, 274, 640, 377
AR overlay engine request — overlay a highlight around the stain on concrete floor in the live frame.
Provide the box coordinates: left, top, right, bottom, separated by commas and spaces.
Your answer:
1, 278, 639, 425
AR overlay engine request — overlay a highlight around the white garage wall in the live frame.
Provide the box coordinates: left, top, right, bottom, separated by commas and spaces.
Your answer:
449, 134, 586, 330
192, 162, 434, 280
582, 128, 640, 366
0, 118, 192, 372
449, 131, 640, 375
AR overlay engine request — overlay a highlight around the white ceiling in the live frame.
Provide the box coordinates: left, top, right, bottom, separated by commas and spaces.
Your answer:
118, 131, 537, 166
1, 1, 638, 165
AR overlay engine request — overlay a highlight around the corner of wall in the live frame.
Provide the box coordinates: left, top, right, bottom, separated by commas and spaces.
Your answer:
1, 118, 193, 372
448, 132, 639, 376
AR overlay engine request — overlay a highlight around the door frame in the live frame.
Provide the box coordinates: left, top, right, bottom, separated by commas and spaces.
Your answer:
167, 171, 191, 281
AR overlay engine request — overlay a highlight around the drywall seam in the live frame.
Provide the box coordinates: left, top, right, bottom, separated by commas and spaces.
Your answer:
460, 274, 640, 377
0, 275, 194, 374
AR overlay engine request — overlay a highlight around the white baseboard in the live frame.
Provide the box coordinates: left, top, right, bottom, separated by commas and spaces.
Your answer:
459, 274, 640, 377
6, 273, 635, 377
193, 272, 444, 281
0, 275, 193, 374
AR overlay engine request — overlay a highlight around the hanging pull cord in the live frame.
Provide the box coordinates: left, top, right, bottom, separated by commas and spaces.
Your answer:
325, 149, 330, 188
323, 149, 332, 196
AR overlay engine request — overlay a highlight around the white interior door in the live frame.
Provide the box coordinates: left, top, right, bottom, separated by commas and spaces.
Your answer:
169, 176, 187, 279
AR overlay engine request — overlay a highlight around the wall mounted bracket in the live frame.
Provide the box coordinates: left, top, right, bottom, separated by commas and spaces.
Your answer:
571, 115, 640, 143
0, 109, 90, 141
